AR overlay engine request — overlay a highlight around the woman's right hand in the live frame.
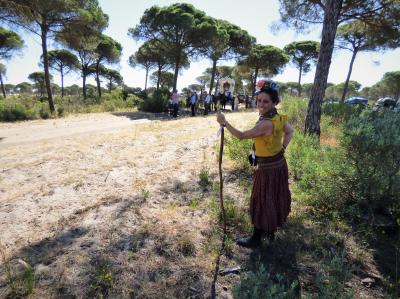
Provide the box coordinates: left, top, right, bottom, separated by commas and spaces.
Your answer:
217, 111, 226, 125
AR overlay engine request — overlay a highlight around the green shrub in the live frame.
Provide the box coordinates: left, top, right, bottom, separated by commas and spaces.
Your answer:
286, 133, 350, 214
287, 109, 400, 227
0, 101, 37, 121
322, 103, 361, 123
225, 135, 253, 171
88, 256, 113, 297
34, 102, 51, 119
209, 196, 251, 232
341, 109, 400, 225
139, 89, 169, 113
199, 167, 210, 188
314, 250, 354, 299
57, 106, 65, 117
233, 263, 298, 299
279, 96, 308, 132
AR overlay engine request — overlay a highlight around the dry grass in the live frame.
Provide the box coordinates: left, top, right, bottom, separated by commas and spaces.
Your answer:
0, 110, 392, 298
0, 111, 258, 298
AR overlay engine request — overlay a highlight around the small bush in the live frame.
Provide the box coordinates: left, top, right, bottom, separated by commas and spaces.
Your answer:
0, 252, 35, 298
0, 101, 37, 121
233, 263, 298, 299
225, 135, 253, 171
139, 88, 170, 113
57, 106, 65, 117
279, 96, 308, 132
34, 102, 51, 119
88, 256, 114, 297
210, 196, 251, 232
286, 132, 350, 214
199, 167, 210, 188
314, 249, 354, 299
322, 103, 361, 123
341, 109, 400, 226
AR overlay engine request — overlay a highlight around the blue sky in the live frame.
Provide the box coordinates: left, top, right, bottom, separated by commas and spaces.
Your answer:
3, 0, 400, 91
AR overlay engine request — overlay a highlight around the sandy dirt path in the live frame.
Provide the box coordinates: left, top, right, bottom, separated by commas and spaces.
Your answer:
0, 111, 256, 298
0, 112, 158, 147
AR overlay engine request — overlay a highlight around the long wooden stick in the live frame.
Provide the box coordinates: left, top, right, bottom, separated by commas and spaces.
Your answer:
211, 125, 227, 299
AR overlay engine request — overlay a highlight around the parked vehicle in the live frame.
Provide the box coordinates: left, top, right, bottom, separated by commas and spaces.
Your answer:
394, 100, 400, 112
373, 97, 397, 111
344, 96, 368, 105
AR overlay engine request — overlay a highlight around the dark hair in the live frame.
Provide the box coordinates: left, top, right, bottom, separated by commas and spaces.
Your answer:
259, 88, 280, 104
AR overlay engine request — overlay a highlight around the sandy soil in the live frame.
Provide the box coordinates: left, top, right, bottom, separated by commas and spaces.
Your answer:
0, 111, 256, 298
0, 112, 157, 147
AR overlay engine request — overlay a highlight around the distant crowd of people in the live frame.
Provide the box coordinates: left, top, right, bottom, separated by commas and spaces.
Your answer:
168, 90, 258, 118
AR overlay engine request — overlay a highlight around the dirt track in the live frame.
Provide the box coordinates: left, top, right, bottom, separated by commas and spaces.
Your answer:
0, 112, 156, 147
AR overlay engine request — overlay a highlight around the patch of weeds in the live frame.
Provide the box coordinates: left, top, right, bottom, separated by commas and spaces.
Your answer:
21, 261, 34, 295
73, 180, 84, 191
225, 197, 252, 232
154, 236, 173, 257
141, 188, 150, 201
199, 167, 210, 188
223, 236, 234, 258
208, 195, 251, 232
202, 228, 222, 256
313, 249, 354, 299
190, 198, 199, 209
173, 180, 186, 192
233, 263, 298, 299
88, 255, 114, 298
0, 249, 35, 298
177, 234, 196, 257
212, 181, 220, 195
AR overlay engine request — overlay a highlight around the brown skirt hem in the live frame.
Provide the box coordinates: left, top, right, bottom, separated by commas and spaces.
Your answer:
249, 152, 291, 232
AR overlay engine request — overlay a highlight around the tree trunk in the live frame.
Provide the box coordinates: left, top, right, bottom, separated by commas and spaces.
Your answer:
40, 24, 55, 113
252, 67, 259, 96
173, 53, 181, 91
96, 61, 102, 98
40, 82, 44, 97
144, 67, 149, 91
340, 49, 358, 103
109, 77, 112, 93
305, 0, 343, 136
298, 64, 303, 97
156, 65, 162, 91
61, 66, 64, 98
209, 59, 218, 95
0, 72, 6, 98
82, 72, 87, 100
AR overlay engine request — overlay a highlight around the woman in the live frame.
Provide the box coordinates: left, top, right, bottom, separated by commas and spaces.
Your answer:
216, 80, 294, 247
171, 89, 179, 118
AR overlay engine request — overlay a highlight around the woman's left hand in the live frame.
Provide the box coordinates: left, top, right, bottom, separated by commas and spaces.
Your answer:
217, 111, 226, 125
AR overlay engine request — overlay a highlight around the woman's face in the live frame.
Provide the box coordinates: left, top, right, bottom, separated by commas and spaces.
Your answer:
256, 92, 275, 114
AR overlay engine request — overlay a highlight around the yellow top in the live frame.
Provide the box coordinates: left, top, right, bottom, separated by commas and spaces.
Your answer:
254, 114, 288, 157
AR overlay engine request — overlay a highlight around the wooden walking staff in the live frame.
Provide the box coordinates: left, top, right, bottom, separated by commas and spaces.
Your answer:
210, 118, 227, 299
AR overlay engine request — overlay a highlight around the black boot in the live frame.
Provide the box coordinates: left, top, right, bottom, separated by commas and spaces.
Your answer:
236, 227, 263, 248
266, 231, 275, 242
